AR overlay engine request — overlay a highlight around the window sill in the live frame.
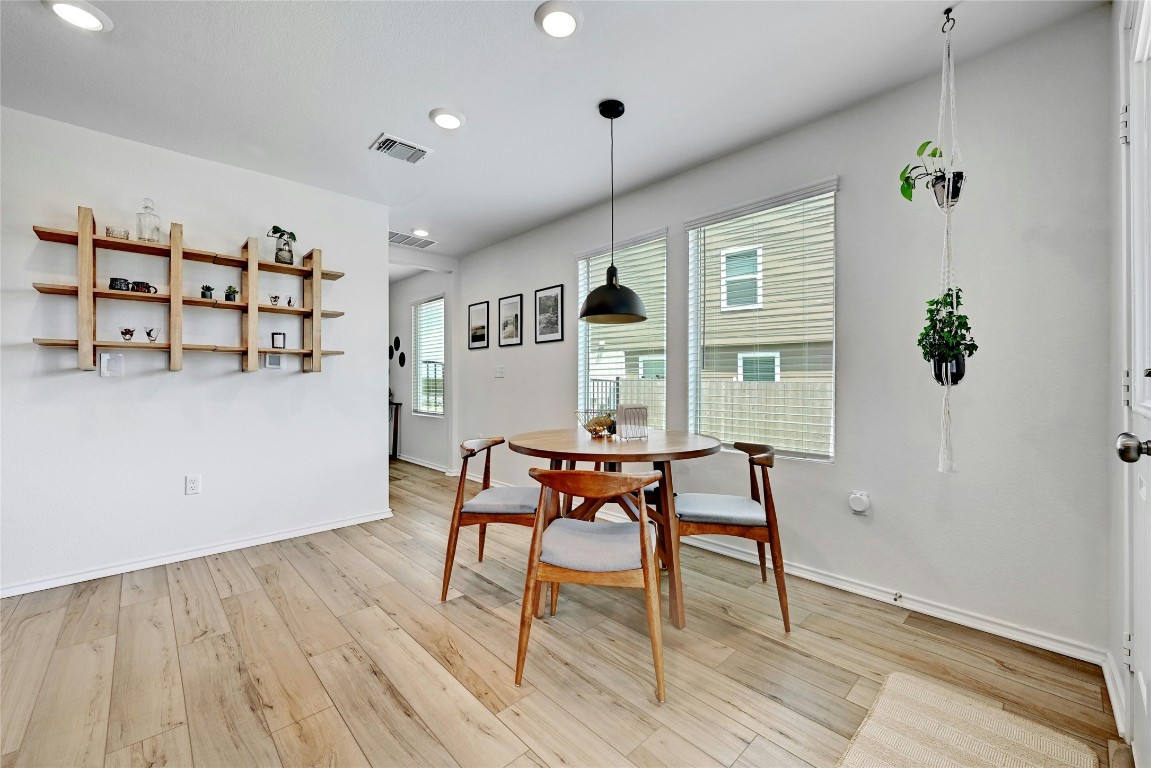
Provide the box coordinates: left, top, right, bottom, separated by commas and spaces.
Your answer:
718, 445, 833, 464
412, 411, 445, 419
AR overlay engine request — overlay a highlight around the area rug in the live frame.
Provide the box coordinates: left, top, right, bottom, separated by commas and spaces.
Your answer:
836, 672, 1099, 768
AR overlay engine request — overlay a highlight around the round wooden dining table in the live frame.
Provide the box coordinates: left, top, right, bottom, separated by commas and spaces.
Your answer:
508, 428, 721, 629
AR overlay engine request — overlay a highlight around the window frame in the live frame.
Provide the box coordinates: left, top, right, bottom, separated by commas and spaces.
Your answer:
687, 177, 838, 461
736, 351, 781, 382
719, 245, 763, 311
411, 295, 446, 417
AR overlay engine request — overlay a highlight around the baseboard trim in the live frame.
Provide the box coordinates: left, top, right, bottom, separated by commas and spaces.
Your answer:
1102, 650, 1130, 739
681, 533, 1110, 666
397, 455, 450, 473
0, 509, 394, 598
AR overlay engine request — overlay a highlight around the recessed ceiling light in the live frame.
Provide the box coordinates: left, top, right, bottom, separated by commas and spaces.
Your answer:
43, 0, 113, 31
412, 229, 429, 238
534, 1, 579, 38
429, 108, 465, 130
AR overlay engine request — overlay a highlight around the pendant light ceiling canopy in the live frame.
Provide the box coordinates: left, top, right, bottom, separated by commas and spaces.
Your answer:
579, 99, 648, 325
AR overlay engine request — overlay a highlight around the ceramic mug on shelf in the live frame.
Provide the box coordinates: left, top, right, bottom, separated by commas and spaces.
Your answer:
120, 328, 135, 341
109, 277, 130, 291
131, 281, 158, 294
145, 328, 159, 343
269, 295, 280, 306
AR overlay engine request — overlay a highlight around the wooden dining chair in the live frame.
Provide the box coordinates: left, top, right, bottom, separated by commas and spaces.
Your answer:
669, 442, 790, 631
441, 437, 539, 601
515, 468, 666, 701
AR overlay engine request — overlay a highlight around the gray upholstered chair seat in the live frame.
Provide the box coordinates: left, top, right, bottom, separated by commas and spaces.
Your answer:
461, 486, 539, 514
674, 493, 767, 526
541, 519, 655, 572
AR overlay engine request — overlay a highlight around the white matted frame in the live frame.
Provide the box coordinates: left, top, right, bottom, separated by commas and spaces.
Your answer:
498, 293, 523, 347
467, 301, 489, 350
534, 284, 564, 343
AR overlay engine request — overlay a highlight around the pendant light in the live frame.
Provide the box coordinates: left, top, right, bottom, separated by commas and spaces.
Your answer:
579, 99, 647, 324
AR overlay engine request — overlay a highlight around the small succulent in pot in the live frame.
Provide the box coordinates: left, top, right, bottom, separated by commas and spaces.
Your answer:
225, 285, 239, 302
201, 284, 214, 299
917, 287, 977, 386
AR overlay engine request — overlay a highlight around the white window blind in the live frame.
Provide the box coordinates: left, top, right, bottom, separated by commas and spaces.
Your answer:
412, 296, 445, 415
578, 235, 667, 428
688, 183, 836, 459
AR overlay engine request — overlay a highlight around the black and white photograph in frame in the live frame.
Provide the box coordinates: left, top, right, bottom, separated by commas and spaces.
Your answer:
467, 301, 489, 350
534, 284, 564, 343
498, 293, 523, 347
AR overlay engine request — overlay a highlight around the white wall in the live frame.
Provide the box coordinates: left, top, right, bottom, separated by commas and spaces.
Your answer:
452, 8, 1115, 657
1, 108, 391, 594
389, 269, 453, 470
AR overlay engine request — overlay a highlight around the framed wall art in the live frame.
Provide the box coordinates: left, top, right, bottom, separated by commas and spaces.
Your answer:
534, 284, 564, 343
498, 293, 523, 347
467, 301, 489, 350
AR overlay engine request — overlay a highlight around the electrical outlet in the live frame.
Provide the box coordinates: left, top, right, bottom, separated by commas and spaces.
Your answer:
185, 475, 201, 495
494, 366, 505, 378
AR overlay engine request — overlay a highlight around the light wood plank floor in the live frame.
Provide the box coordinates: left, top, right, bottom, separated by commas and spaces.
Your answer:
0, 460, 1119, 767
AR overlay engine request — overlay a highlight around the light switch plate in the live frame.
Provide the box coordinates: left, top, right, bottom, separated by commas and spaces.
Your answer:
99, 353, 124, 377
495, 366, 505, 378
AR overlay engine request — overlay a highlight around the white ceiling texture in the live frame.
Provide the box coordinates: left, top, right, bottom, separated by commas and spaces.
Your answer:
1, 0, 1098, 280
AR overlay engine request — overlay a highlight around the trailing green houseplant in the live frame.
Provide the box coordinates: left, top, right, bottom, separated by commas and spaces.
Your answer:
918, 288, 977, 385
267, 225, 297, 265
899, 140, 964, 209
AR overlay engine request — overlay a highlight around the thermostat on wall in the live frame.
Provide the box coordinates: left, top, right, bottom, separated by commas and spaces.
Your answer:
262, 353, 284, 370
99, 352, 123, 378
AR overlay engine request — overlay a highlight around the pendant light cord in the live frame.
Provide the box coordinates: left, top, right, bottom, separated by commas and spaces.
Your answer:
610, 116, 616, 267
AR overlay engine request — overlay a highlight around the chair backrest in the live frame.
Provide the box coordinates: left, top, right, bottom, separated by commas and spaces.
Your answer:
732, 442, 776, 507
526, 469, 663, 569
529, 468, 662, 501
453, 437, 504, 512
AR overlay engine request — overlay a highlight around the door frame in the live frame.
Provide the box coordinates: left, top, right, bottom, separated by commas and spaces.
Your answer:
1116, 0, 1150, 754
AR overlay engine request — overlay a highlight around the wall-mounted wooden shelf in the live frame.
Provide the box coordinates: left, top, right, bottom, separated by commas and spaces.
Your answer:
32, 338, 345, 355
32, 283, 344, 317
33, 226, 344, 280
32, 207, 345, 373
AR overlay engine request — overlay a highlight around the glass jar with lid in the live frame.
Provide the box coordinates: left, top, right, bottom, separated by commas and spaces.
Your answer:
136, 198, 160, 243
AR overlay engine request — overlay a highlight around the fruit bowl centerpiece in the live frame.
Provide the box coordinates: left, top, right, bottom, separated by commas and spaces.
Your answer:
576, 410, 616, 438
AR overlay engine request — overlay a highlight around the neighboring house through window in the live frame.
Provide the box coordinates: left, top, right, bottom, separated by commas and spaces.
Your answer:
688, 180, 836, 459
577, 234, 667, 426
721, 247, 762, 309
412, 296, 445, 415
737, 351, 780, 382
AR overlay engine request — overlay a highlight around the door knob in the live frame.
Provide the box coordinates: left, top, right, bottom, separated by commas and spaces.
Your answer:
1116, 433, 1151, 463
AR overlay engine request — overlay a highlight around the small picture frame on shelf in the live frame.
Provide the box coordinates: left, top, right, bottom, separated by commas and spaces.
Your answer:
271, 332, 286, 349
534, 284, 563, 344
498, 293, 523, 347
468, 301, 489, 350
263, 353, 284, 370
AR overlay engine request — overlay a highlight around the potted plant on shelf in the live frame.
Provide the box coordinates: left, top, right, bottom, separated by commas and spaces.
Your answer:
267, 225, 297, 265
201, 284, 213, 299
917, 287, 977, 385
899, 140, 964, 210
225, 285, 239, 302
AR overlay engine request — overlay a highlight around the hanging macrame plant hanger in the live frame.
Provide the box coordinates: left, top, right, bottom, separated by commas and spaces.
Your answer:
935, 8, 963, 473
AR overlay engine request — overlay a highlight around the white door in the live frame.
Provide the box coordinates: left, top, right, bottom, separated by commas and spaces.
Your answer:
1119, 2, 1150, 762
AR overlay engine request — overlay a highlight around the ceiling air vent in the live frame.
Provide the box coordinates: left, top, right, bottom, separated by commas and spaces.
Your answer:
369, 133, 431, 164
388, 231, 437, 249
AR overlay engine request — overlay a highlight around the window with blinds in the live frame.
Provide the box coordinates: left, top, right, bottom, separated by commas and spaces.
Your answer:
577, 234, 667, 428
688, 181, 836, 459
412, 296, 445, 415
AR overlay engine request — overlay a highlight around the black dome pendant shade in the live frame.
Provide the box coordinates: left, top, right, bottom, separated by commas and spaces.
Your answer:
579, 99, 647, 324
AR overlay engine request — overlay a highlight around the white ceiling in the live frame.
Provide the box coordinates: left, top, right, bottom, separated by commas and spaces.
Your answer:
2, 0, 1098, 263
